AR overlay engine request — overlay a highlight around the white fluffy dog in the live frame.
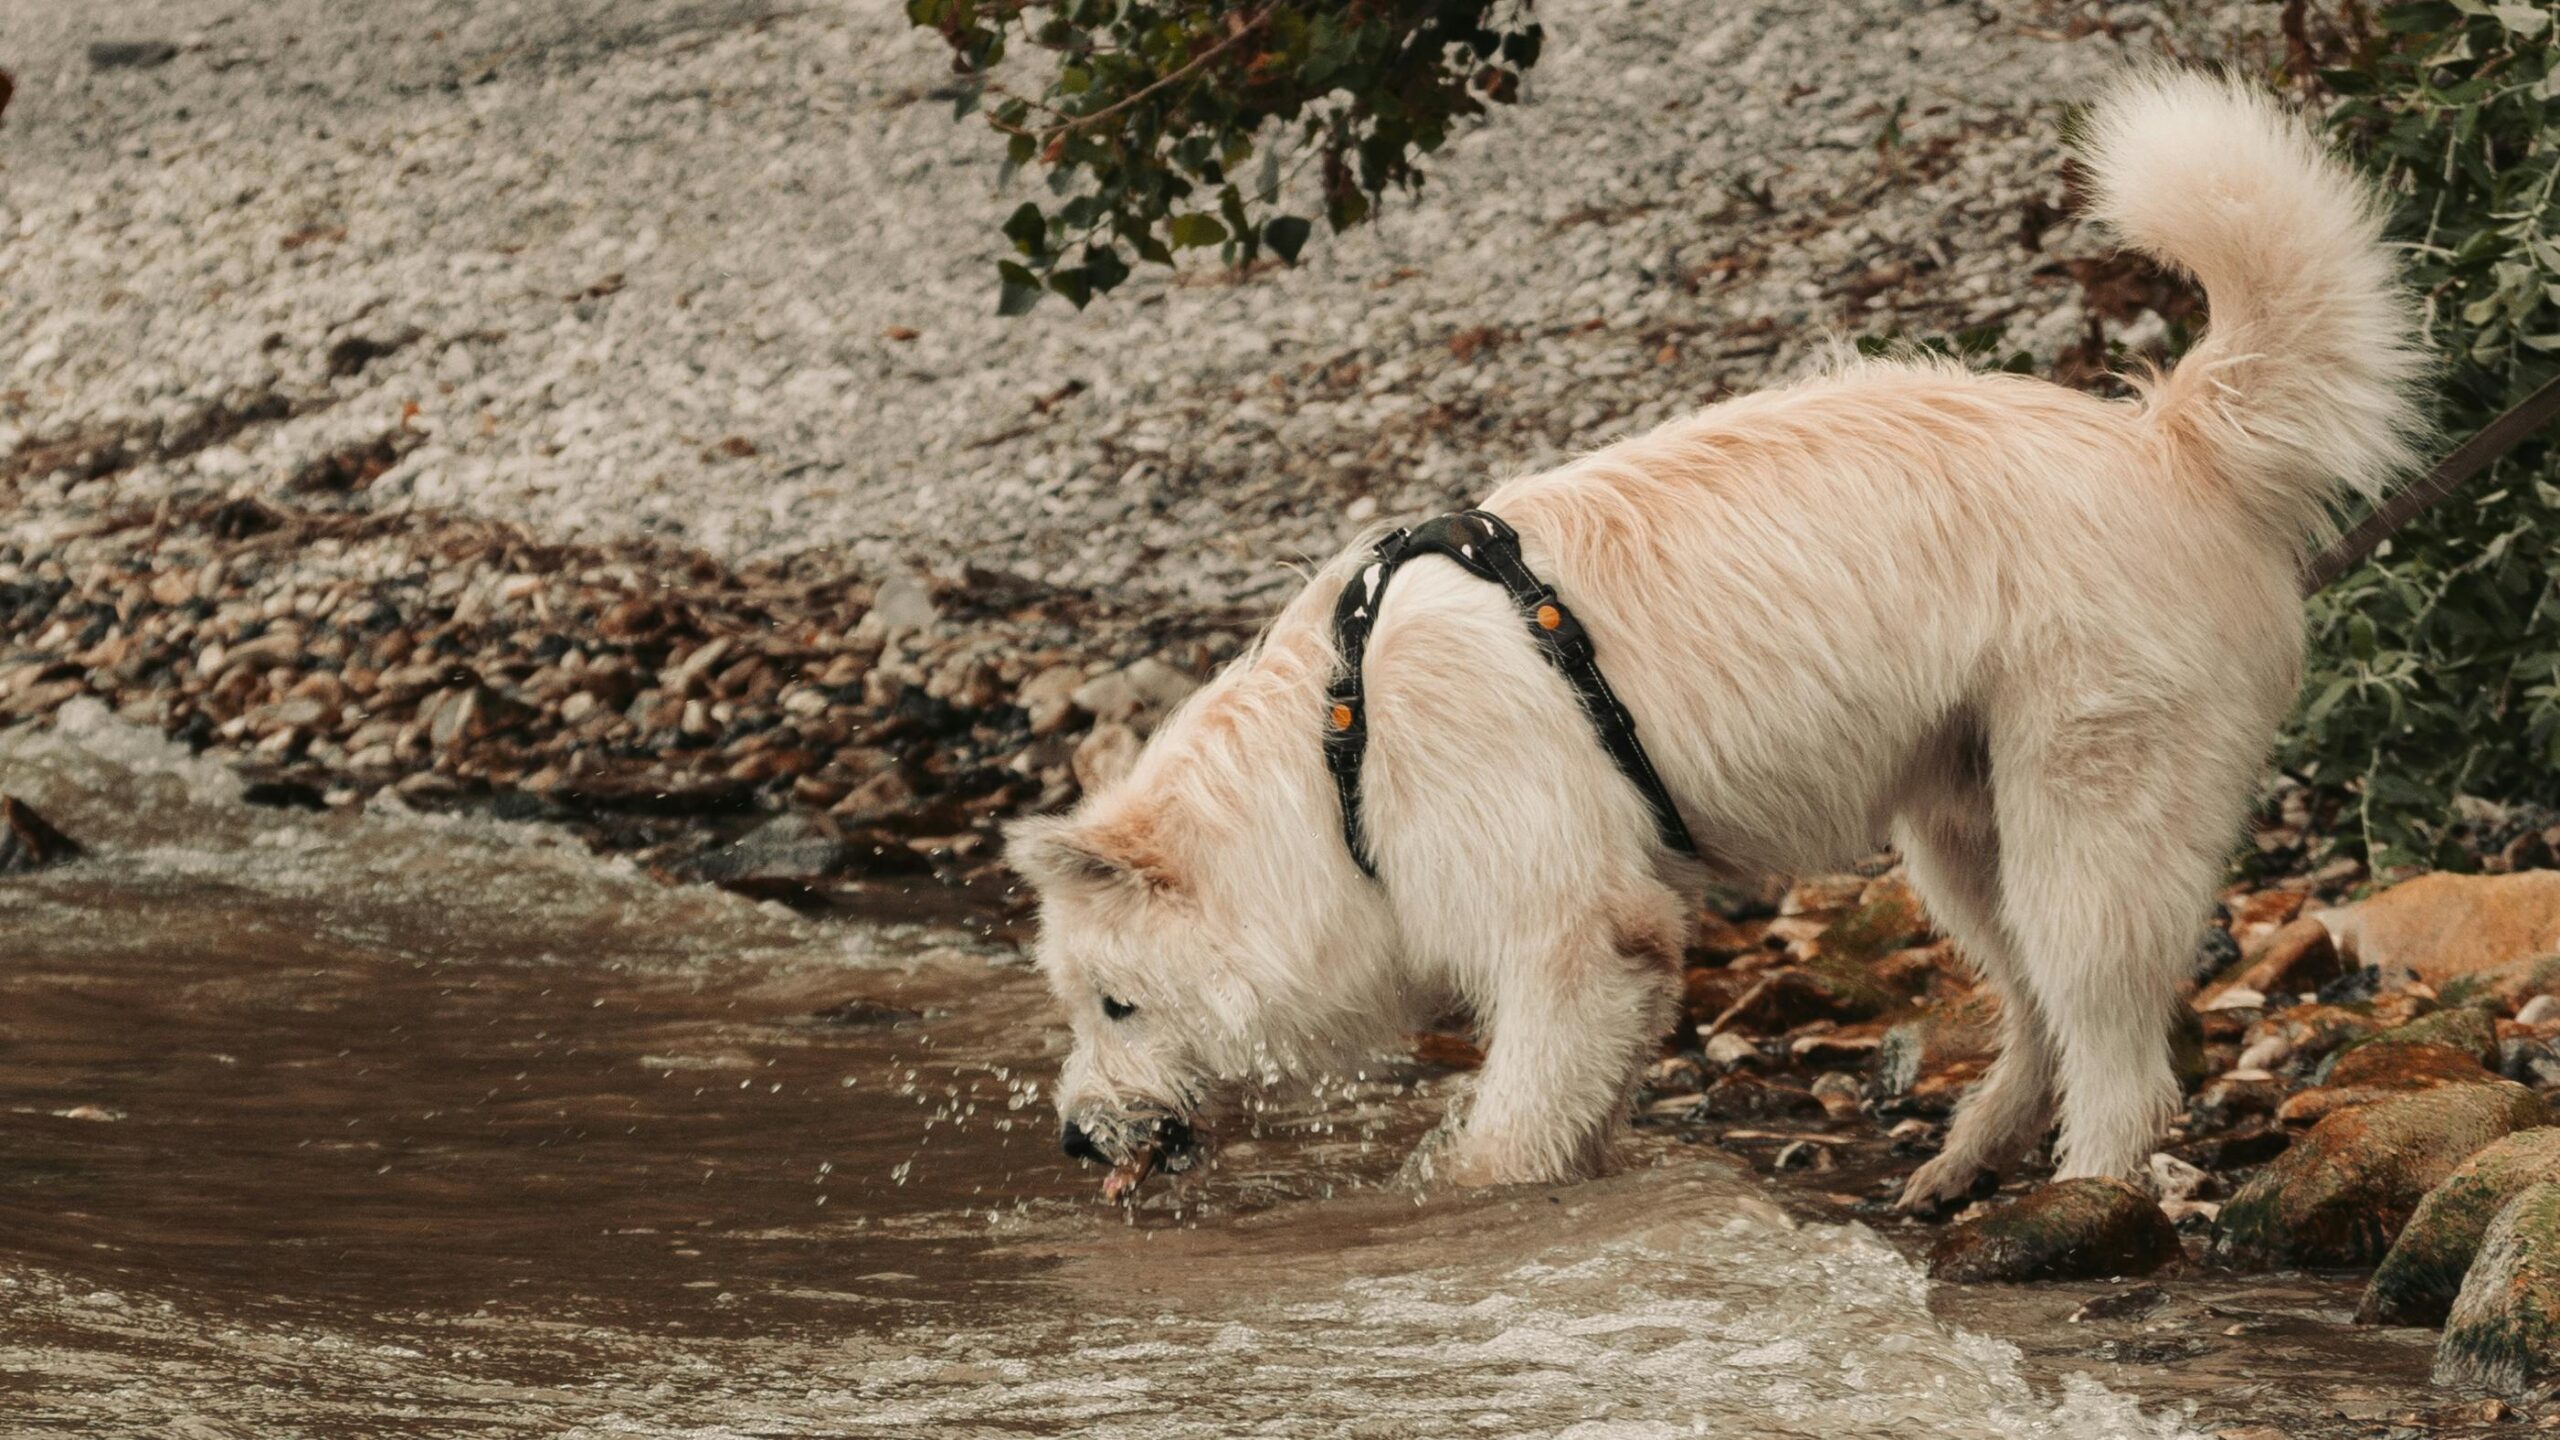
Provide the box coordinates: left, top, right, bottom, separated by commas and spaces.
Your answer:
1011, 72, 2424, 1209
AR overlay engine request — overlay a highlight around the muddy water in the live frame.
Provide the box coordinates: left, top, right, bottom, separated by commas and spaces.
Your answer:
0, 705, 2204, 1438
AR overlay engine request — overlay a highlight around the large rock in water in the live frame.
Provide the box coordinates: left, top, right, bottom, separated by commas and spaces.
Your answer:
1928, 1178, 2180, 1283
2437, 1183, 2560, 1394
2321, 871, 2560, 985
2210, 1082, 2548, 1269
2363, 1128, 2560, 1327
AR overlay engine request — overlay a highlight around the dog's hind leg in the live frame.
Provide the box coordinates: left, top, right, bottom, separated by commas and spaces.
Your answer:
1891, 747, 2057, 1213
1990, 707, 2240, 1184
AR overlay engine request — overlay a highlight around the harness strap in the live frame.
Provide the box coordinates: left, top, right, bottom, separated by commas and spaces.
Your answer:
1321, 509, 1701, 878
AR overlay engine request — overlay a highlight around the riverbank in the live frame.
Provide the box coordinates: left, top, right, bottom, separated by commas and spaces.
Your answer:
12, 0, 2526, 1431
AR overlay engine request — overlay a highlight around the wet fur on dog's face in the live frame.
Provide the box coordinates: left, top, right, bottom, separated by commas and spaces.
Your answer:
1010, 618, 1409, 1170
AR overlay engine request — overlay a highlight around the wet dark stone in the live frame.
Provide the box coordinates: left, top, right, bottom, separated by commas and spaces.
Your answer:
2071, 1283, 2169, 1323
239, 779, 327, 811
1688, 1075, 1826, 1122
810, 999, 924, 1028
2317, 964, 2385, 1005
693, 814, 855, 886
207, 497, 283, 540
2192, 925, 2240, 985
2498, 1036, 2560, 1088
324, 336, 399, 379
1928, 1178, 2180, 1283
87, 40, 179, 69
0, 796, 84, 873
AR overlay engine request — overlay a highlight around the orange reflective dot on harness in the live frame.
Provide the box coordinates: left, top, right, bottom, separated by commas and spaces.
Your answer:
1535, 604, 1563, 631
1330, 703, 1355, 730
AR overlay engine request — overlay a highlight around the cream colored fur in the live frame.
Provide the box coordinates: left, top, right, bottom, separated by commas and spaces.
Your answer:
1011, 72, 2425, 1204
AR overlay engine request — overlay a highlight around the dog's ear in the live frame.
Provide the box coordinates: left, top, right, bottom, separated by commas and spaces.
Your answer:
1005, 812, 1183, 898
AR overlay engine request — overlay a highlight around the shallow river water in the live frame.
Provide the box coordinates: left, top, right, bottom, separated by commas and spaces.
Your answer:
0, 705, 2211, 1438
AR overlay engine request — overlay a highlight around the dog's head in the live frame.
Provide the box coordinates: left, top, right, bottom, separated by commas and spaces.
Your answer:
1009, 632, 1402, 1191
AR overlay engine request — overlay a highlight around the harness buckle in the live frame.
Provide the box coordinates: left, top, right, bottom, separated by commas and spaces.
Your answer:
1528, 590, 1594, 663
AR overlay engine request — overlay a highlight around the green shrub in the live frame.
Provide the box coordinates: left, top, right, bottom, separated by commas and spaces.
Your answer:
908, 0, 1542, 313
2279, 0, 2560, 866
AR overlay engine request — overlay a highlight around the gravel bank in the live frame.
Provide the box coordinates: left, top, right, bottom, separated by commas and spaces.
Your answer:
6, 0, 2263, 607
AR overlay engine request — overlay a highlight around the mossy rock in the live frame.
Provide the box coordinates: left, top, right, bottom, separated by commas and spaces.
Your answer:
1819, 886, 1931, 968
1929, 1177, 2180, 1283
2210, 1082, 2548, 1270
2441, 955, 2560, 1014
2364, 1128, 2560, 1327
2323, 1041, 2496, 1092
2437, 1182, 2560, 1394
2321, 1006, 2498, 1075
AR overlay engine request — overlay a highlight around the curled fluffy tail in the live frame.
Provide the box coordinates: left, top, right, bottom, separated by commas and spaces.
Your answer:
2079, 71, 2426, 545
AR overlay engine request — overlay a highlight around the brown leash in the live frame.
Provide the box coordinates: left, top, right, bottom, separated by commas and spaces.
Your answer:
2302, 372, 2560, 595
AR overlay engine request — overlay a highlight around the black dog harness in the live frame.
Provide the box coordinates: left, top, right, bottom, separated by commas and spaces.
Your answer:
1322, 509, 1700, 877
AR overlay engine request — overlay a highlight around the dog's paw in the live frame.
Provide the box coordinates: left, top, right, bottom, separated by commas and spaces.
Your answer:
1896, 1153, 2000, 1219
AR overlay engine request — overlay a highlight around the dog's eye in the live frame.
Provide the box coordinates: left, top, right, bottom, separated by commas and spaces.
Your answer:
1101, 995, 1136, 1021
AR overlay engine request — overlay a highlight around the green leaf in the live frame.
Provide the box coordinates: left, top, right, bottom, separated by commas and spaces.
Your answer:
1047, 266, 1094, 310
1263, 215, 1312, 263
1168, 212, 1228, 249
1004, 202, 1047, 258
996, 261, 1044, 316
1083, 243, 1131, 293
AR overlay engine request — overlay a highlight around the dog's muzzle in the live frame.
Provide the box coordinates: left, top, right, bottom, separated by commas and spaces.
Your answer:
1059, 1113, 1198, 1168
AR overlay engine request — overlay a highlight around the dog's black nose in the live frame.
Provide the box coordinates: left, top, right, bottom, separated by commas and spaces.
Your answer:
1155, 1114, 1197, 1160
1060, 1119, 1107, 1165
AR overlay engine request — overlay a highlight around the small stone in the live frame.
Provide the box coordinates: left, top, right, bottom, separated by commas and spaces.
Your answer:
2070, 1283, 2168, 1323
1689, 1075, 1825, 1122
1015, 664, 1086, 735
2201, 985, 2266, 1013
1645, 1055, 1705, 1094
829, 768, 916, 823
2436, 1182, 2560, 1395
1071, 722, 1140, 794
1069, 657, 1199, 729
1809, 1071, 1863, 1120
1701, 1031, 1762, 1072
862, 573, 940, 635
2216, 915, 2344, 1003
1928, 1177, 2181, 1284
2146, 1152, 2212, 1205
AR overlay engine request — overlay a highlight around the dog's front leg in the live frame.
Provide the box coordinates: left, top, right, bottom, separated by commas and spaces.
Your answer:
1440, 920, 1680, 1187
